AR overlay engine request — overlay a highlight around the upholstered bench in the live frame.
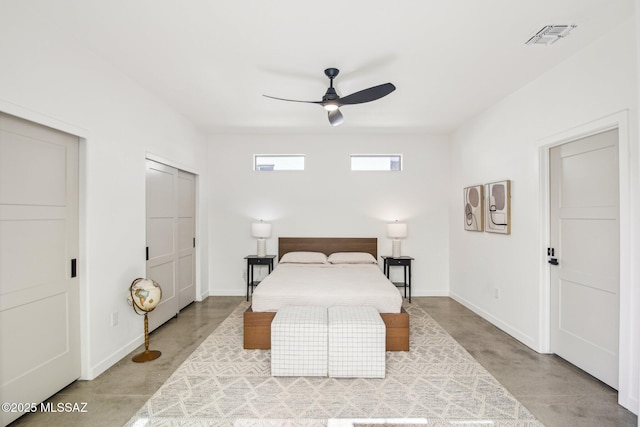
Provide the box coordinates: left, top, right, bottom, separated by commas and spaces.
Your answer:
270, 306, 327, 377
328, 305, 386, 378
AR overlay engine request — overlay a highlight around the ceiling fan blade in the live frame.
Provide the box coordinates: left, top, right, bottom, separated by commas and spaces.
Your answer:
337, 83, 396, 105
263, 95, 322, 105
328, 109, 344, 126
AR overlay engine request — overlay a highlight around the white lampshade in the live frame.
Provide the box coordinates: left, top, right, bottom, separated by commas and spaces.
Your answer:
251, 222, 272, 238
387, 222, 407, 239
252, 221, 271, 257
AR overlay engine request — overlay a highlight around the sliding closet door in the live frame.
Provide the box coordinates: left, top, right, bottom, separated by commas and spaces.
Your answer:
146, 160, 179, 330
0, 112, 79, 426
177, 170, 196, 309
145, 159, 196, 331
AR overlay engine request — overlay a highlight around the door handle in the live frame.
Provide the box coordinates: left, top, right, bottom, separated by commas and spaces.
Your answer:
548, 257, 559, 265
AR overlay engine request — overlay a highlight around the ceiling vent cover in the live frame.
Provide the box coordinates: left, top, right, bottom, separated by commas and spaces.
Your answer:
526, 25, 576, 45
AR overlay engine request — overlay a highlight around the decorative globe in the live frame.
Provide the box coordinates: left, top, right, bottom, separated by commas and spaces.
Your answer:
128, 278, 162, 315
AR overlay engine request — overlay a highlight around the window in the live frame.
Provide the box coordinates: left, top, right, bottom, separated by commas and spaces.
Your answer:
350, 155, 402, 171
254, 155, 305, 171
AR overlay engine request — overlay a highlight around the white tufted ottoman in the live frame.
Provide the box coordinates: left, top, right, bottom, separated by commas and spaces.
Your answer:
328, 306, 386, 378
270, 306, 328, 377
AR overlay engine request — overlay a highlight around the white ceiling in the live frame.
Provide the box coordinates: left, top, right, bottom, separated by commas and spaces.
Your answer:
8, 0, 635, 133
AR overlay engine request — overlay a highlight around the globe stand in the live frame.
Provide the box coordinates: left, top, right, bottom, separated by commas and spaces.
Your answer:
132, 312, 161, 363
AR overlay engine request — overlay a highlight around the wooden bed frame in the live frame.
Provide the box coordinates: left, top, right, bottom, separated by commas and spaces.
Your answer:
243, 237, 409, 351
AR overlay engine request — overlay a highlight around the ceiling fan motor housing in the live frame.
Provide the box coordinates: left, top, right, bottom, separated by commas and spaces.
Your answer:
323, 87, 339, 102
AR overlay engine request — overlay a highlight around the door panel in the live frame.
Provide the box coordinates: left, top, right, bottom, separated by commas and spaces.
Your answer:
560, 219, 619, 292
177, 171, 195, 310
147, 218, 175, 258
145, 161, 196, 328
1, 293, 69, 375
0, 112, 79, 426
178, 218, 194, 250
178, 254, 195, 308
559, 279, 618, 352
549, 128, 619, 389
0, 219, 66, 293
0, 129, 67, 206
145, 160, 178, 331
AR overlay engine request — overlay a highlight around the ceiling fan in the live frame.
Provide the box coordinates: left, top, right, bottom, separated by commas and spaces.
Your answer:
263, 68, 396, 126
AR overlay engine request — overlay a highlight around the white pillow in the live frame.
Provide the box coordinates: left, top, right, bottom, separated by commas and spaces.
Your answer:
328, 252, 377, 264
279, 251, 328, 264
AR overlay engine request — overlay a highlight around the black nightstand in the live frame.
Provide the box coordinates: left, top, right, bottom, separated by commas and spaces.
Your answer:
244, 255, 276, 301
382, 256, 414, 303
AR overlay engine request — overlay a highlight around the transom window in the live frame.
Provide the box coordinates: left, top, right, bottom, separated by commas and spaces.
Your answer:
350, 155, 402, 171
254, 155, 305, 171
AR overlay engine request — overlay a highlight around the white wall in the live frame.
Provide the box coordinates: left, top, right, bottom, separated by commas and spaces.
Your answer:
449, 18, 639, 411
0, 8, 209, 379
207, 132, 450, 297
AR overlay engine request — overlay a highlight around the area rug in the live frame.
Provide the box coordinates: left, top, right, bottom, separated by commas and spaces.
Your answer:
124, 301, 543, 426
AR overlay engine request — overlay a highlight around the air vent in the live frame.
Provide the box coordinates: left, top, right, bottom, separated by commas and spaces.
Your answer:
525, 25, 576, 45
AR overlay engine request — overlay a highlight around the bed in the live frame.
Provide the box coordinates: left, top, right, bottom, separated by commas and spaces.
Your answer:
243, 237, 410, 351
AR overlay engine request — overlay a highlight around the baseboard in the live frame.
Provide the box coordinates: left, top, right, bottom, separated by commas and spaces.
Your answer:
83, 335, 144, 380
412, 289, 449, 297
196, 290, 210, 301
449, 291, 539, 351
207, 290, 451, 298
207, 289, 451, 297
208, 287, 246, 297
621, 395, 638, 416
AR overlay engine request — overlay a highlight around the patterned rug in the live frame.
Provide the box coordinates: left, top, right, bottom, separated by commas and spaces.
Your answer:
124, 301, 543, 426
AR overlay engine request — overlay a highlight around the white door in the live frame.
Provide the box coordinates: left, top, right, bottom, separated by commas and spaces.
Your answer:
145, 160, 196, 330
0, 112, 80, 426
549, 128, 619, 389
146, 160, 179, 331
177, 170, 196, 310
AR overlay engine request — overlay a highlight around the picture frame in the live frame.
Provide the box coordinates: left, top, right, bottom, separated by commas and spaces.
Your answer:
485, 180, 511, 234
463, 185, 484, 231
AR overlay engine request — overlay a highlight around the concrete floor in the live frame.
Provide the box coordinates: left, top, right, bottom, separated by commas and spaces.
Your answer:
9, 296, 638, 426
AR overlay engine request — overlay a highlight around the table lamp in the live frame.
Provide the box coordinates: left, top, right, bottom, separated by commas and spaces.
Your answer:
251, 221, 272, 257
387, 221, 407, 258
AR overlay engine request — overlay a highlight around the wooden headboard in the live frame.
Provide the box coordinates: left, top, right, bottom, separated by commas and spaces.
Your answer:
278, 237, 377, 261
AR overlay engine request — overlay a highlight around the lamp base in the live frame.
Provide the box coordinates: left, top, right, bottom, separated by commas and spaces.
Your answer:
132, 349, 161, 363
257, 239, 266, 257
392, 240, 402, 258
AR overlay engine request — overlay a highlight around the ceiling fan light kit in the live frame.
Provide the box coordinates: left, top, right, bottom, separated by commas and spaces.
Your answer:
264, 67, 396, 126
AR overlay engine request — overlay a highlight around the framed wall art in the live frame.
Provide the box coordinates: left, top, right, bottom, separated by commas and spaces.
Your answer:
485, 180, 511, 234
463, 185, 484, 231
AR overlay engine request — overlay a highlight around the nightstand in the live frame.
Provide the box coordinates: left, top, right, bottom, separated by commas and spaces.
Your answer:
382, 256, 414, 303
245, 255, 276, 301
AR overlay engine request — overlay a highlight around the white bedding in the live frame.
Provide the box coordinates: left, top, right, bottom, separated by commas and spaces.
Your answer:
250, 263, 403, 313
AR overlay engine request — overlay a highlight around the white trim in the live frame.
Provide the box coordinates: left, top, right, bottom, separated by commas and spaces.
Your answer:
450, 291, 538, 350
0, 98, 89, 138
145, 151, 199, 176
77, 137, 91, 381
87, 335, 145, 380
536, 110, 633, 411
413, 289, 449, 297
